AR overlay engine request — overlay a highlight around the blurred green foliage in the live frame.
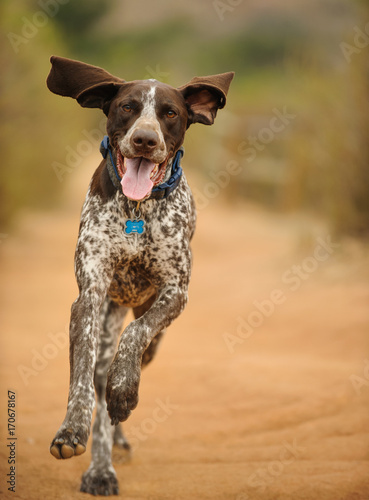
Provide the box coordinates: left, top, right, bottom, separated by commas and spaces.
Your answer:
53, 0, 111, 36
1, 0, 368, 238
0, 0, 90, 227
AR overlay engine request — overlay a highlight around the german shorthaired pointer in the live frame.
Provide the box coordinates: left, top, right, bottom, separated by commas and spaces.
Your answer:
46, 56, 233, 496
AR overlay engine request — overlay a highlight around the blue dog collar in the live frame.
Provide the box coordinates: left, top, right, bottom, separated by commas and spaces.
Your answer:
100, 135, 183, 200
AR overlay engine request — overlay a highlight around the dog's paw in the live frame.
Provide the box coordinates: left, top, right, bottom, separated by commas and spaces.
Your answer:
80, 467, 119, 496
50, 426, 87, 460
106, 362, 140, 425
106, 380, 139, 425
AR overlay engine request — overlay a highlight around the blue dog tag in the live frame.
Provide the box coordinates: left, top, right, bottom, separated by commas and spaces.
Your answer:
125, 219, 145, 235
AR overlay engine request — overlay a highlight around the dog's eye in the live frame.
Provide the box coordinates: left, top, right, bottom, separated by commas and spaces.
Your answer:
122, 104, 132, 113
166, 110, 177, 119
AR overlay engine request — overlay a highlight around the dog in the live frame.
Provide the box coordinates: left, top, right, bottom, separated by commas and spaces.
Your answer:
46, 55, 233, 496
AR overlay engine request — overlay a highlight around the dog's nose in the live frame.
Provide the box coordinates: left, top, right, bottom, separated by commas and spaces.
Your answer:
131, 129, 158, 152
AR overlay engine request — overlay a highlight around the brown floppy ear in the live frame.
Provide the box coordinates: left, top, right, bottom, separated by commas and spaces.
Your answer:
178, 72, 234, 126
46, 56, 125, 114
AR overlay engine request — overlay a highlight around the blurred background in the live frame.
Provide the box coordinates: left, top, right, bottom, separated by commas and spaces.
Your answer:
1, 0, 368, 237
1, 2, 369, 499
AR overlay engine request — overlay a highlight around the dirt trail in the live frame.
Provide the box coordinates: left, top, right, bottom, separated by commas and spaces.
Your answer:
0, 159, 369, 500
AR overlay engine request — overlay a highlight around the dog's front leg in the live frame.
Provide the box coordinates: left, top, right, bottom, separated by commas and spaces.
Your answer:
50, 224, 116, 460
106, 284, 188, 424
50, 286, 109, 459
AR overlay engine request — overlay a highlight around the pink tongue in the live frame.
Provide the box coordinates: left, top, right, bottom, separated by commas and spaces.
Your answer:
121, 157, 156, 200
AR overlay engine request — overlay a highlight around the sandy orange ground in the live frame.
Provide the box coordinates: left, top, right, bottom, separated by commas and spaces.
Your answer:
1, 161, 369, 500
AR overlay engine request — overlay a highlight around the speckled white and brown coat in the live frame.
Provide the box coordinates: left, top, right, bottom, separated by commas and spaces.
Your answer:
46, 56, 233, 496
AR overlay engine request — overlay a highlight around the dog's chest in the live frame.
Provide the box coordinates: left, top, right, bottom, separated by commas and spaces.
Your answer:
108, 259, 155, 308
77, 175, 196, 308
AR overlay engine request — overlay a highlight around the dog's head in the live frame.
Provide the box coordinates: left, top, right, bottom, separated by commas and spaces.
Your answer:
47, 56, 234, 201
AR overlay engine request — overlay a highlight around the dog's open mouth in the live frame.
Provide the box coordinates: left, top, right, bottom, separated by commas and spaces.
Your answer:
116, 150, 168, 201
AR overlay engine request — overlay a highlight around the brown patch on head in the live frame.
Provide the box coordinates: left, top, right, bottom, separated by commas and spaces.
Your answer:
47, 57, 234, 199
152, 82, 188, 157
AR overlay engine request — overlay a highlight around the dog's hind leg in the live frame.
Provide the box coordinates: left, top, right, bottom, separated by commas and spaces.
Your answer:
80, 298, 128, 496
112, 423, 131, 459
